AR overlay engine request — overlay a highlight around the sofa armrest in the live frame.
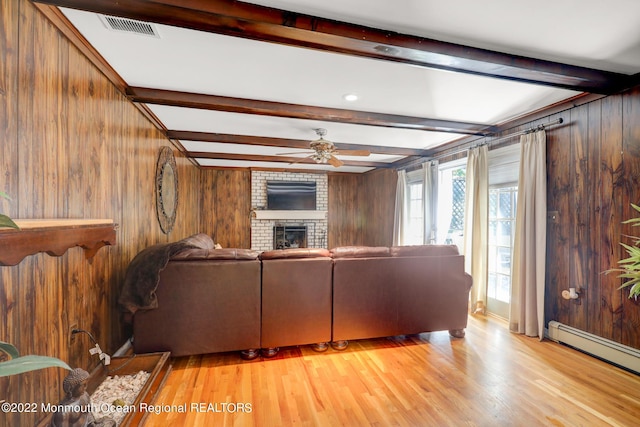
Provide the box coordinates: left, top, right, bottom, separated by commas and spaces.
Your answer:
464, 272, 473, 291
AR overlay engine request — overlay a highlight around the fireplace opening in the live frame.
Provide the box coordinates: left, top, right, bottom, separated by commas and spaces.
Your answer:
274, 224, 307, 249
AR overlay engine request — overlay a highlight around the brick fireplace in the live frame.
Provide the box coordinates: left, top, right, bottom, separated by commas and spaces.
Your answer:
273, 224, 307, 249
251, 171, 328, 251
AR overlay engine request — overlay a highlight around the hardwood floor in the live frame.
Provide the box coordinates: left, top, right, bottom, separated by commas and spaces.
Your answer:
142, 316, 640, 426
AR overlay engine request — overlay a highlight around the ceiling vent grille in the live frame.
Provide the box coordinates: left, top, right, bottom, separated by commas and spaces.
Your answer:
99, 14, 160, 38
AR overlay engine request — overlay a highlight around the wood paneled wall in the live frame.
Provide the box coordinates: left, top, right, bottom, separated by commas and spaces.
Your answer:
328, 169, 396, 248
361, 169, 396, 246
546, 88, 640, 349
0, 1, 206, 424
328, 174, 364, 247
200, 169, 251, 249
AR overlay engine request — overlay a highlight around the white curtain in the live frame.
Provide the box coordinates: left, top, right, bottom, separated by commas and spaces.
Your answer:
393, 169, 408, 246
510, 130, 547, 340
463, 145, 489, 315
423, 161, 439, 243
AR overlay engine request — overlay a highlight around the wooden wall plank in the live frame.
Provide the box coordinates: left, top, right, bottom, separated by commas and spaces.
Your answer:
569, 105, 590, 329
599, 94, 624, 342
199, 168, 218, 238
587, 100, 604, 337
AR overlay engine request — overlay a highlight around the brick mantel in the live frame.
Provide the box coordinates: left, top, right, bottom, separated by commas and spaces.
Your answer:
251, 171, 328, 251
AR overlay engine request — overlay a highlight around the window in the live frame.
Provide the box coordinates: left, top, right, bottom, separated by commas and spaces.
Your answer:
401, 161, 466, 248
487, 186, 517, 318
437, 162, 466, 251
406, 182, 424, 245
486, 144, 520, 318
405, 169, 424, 245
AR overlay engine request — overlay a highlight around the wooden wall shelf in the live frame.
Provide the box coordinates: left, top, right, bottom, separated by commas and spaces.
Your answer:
0, 219, 117, 266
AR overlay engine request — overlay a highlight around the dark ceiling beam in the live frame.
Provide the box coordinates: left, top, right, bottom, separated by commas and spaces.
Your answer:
189, 152, 391, 168
167, 131, 429, 156
35, 0, 632, 94
129, 87, 492, 136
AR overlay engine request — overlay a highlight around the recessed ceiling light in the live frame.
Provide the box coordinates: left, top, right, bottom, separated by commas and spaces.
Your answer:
343, 93, 359, 102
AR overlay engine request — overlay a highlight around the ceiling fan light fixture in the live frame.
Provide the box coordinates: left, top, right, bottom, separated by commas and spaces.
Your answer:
311, 151, 331, 164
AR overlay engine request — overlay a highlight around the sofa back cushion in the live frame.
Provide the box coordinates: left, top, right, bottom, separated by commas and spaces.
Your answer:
260, 248, 331, 260
390, 244, 459, 257
171, 247, 260, 261
133, 259, 261, 357
261, 256, 333, 348
332, 256, 399, 341
330, 246, 390, 259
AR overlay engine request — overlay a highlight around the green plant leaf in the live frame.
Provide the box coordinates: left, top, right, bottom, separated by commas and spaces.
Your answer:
0, 191, 11, 201
0, 341, 20, 359
0, 214, 19, 229
0, 355, 71, 377
604, 205, 640, 299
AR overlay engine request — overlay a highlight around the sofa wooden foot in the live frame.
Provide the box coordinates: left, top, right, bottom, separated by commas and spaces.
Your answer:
311, 342, 329, 352
240, 348, 260, 360
262, 347, 280, 358
449, 329, 465, 338
331, 340, 349, 351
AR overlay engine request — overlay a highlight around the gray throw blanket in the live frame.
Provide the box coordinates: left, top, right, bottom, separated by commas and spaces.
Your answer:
118, 233, 214, 317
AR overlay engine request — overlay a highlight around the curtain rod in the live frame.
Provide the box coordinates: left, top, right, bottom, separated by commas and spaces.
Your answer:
396, 117, 564, 171
437, 117, 565, 159
488, 117, 564, 145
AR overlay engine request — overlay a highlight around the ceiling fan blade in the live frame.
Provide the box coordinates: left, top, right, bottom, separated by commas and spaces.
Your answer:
289, 154, 314, 165
328, 155, 344, 167
335, 149, 370, 156
277, 151, 313, 156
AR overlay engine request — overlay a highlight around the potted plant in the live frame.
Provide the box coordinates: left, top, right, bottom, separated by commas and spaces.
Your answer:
607, 203, 640, 299
0, 341, 70, 377
0, 191, 19, 229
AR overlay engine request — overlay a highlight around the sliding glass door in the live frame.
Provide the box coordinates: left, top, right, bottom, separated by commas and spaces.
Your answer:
487, 186, 517, 319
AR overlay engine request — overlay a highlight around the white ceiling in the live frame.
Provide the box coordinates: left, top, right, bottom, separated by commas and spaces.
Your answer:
54, 0, 640, 173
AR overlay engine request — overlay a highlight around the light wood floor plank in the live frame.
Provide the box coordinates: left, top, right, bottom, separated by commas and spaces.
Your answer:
142, 316, 640, 426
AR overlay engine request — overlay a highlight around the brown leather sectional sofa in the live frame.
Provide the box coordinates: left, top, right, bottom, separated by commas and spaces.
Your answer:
131, 244, 472, 359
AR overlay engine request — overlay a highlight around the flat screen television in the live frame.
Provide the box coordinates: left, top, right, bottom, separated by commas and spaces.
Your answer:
267, 181, 317, 210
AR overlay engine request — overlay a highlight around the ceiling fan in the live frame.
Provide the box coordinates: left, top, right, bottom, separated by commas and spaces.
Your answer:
285, 128, 370, 167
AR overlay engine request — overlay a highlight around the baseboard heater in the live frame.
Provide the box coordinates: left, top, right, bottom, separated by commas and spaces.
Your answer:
547, 321, 640, 374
